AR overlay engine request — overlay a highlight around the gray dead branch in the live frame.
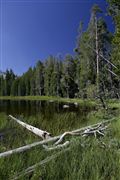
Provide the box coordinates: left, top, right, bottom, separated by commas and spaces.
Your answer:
55, 132, 80, 145
9, 115, 51, 139
107, 69, 118, 77
43, 141, 70, 151
87, 44, 117, 69
0, 117, 115, 158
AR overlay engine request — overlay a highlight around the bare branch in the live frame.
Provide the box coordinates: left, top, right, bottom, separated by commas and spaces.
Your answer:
0, 118, 115, 158
87, 44, 117, 69
55, 132, 80, 145
107, 69, 118, 77
43, 141, 70, 151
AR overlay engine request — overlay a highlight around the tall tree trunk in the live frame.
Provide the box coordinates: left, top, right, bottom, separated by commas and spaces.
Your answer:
95, 17, 99, 94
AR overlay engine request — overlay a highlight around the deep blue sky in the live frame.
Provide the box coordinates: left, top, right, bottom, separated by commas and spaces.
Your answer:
0, 0, 114, 75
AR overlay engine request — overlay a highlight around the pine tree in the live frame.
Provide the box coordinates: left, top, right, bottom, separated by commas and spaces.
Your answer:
30, 68, 36, 96
4, 69, 15, 96
11, 78, 19, 96
24, 68, 33, 96
61, 54, 77, 98
0, 75, 5, 96
35, 61, 44, 96
75, 4, 112, 98
18, 77, 26, 96
108, 0, 120, 97
44, 55, 55, 96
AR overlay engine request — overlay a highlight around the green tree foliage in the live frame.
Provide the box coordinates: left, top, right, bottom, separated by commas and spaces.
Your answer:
11, 79, 19, 96
50, 59, 62, 96
5, 69, 15, 96
35, 61, 44, 96
44, 55, 55, 96
75, 4, 113, 98
30, 68, 36, 96
0, 75, 5, 96
97, 18, 113, 94
61, 54, 77, 98
107, 0, 120, 97
18, 77, 26, 96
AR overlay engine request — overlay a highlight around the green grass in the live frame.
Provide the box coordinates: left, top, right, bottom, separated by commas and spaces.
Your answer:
39, 137, 120, 180
0, 100, 120, 179
107, 100, 120, 109
0, 95, 96, 106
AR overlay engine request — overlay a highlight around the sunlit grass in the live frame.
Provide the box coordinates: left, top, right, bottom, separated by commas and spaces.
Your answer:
0, 95, 96, 106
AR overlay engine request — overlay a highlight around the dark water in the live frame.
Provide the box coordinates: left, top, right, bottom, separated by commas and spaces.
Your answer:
0, 100, 94, 117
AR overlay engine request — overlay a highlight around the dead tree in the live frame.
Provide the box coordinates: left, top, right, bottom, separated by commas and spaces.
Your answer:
0, 116, 115, 158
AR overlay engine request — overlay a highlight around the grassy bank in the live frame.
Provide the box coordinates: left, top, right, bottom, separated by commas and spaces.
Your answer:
0, 96, 96, 106
0, 100, 120, 179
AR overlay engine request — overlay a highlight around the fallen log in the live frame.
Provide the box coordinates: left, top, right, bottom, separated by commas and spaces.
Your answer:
81, 124, 108, 137
9, 115, 51, 139
0, 135, 60, 158
0, 118, 115, 158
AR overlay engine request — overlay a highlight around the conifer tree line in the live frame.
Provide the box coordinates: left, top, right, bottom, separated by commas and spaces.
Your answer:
0, 3, 120, 98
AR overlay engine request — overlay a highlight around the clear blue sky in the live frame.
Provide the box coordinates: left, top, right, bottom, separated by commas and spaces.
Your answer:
0, 0, 114, 75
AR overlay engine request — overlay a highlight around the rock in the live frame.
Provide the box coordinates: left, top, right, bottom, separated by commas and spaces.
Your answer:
74, 102, 78, 106
49, 100, 54, 102
63, 105, 69, 108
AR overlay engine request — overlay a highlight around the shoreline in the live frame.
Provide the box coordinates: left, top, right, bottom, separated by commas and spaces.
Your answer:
0, 96, 96, 105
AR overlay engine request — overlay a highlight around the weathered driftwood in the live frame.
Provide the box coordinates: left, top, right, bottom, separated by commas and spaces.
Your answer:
81, 124, 108, 137
0, 118, 115, 158
42, 125, 106, 150
54, 124, 108, 145
0, 135, 60, 158
55, 132, 80, 145
9, 115, 51, 139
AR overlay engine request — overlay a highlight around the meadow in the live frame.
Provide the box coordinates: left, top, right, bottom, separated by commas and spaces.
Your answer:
0, 98, 120, 180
